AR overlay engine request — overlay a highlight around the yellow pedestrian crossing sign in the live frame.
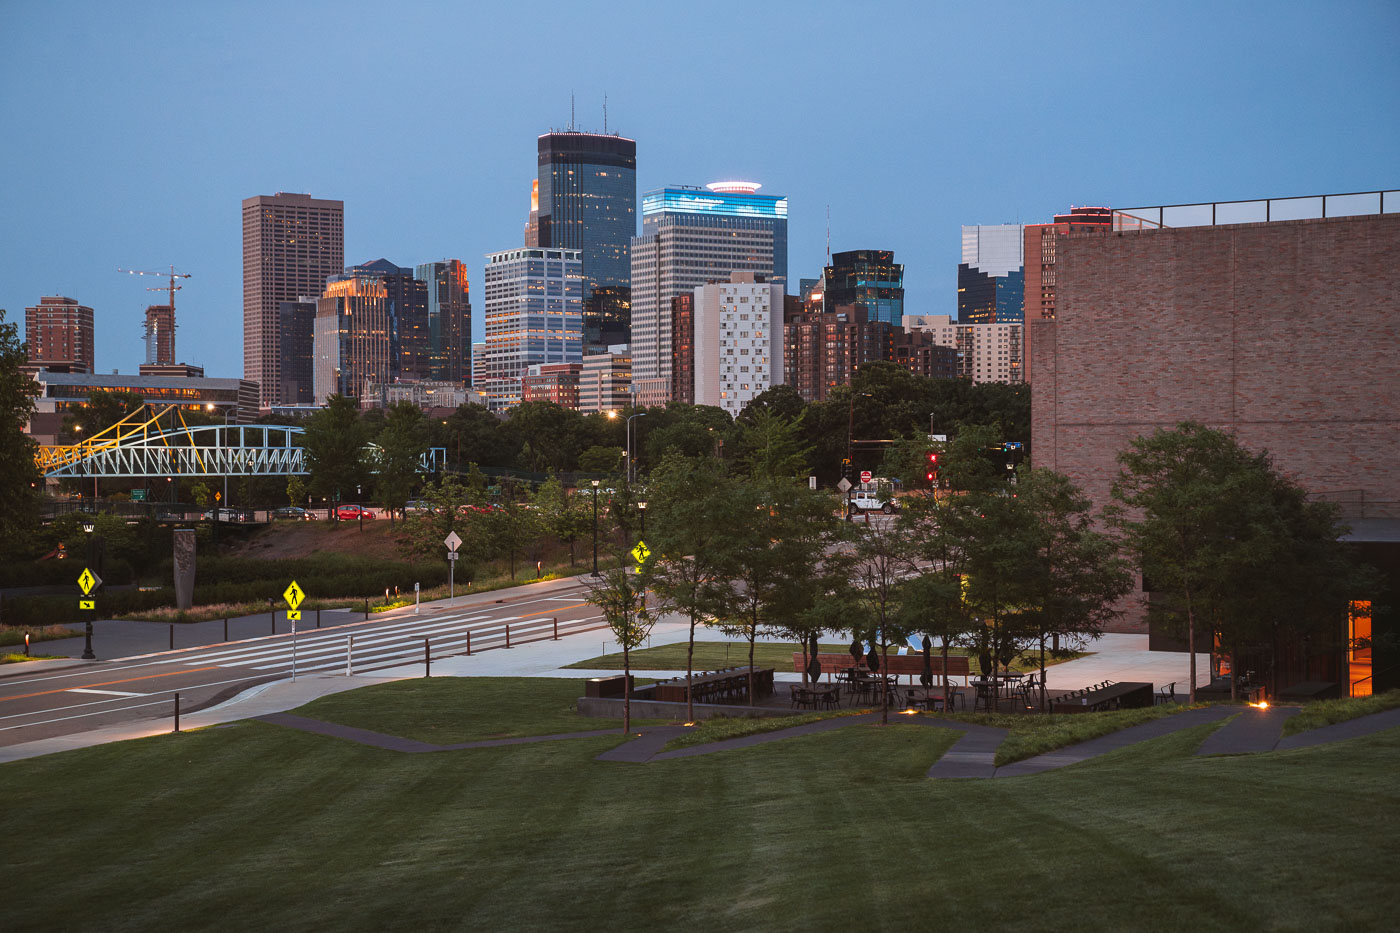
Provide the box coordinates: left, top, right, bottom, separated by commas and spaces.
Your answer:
78, 567, 101, 595
630, 540, 651, 565
287, 610, 301, 621
283, 581, 305, 610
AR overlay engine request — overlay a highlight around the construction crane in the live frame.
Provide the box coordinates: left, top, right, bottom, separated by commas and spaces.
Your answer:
119, 265, 192, 365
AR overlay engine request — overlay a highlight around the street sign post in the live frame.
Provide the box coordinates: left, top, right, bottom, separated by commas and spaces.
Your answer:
445, 531, 462, 603
859, 470, 872, 484
78, 566, 103, 659
836, 477, 852, 493
282, 581, 304, 610
630, 540, 651, 573
282, 580, 305, 681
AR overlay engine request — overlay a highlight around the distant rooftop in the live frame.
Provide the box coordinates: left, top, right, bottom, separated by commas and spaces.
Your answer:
1114, 188, 1398, 231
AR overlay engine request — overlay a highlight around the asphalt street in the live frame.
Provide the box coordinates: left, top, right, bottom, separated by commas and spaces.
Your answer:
0, 578, 606, 748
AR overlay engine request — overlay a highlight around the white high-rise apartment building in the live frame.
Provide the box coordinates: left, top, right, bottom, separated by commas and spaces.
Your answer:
693, 272, 785, 417
481, 247, 582, 411
630, 183, 788, 407
902, 314, 1023, 384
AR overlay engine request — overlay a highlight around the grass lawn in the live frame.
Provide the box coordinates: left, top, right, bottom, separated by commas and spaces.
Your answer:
1281, 689, 1400, 737
566, 639, 1087, 674
3, 679, 1398, 932
293, 677, 667, 744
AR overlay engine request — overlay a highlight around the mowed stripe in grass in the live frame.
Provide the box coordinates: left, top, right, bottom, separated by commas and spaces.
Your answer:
2, 681, 1398, 931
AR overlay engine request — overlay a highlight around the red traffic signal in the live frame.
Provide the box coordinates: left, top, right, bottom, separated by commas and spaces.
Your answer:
926, 451, 940, 465
925, 471, 936, 484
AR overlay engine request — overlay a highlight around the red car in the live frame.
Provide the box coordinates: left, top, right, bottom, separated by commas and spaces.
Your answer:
336, 504, 375, 520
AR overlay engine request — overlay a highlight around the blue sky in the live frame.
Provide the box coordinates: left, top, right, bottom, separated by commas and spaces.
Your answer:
3, 0, 1397, 380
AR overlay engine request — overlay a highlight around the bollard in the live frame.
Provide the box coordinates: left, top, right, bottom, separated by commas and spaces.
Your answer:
364, 598, 370, 621
169, 624, 174, 651
347, 635, 354, 676
505, 624, 511, 649
466, 629, 472, 655
316, 608, 321, 628
424, 637, 431, 677
223, 617, 228, 641
271, 610, 276, 636
173, 692, 181, 733
24, 632, 30, 657
553, 617, 558, 640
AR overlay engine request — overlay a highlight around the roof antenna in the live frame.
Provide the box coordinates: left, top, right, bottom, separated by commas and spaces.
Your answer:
826, 205, 831, 264
570, 93, 575, 131
603, 93, 608, 134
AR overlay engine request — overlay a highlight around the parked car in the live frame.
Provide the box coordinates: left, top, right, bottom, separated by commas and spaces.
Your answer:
271, 506, 308, 520
202, 507, 246, 523
458, 503, 506, 515
335, 504, 375, 520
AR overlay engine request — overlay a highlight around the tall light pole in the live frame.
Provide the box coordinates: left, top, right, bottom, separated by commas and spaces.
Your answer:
590, 479, 600, 576
626, 412, 646, 486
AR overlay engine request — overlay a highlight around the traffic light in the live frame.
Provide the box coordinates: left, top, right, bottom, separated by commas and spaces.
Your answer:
925, 451, 940, 487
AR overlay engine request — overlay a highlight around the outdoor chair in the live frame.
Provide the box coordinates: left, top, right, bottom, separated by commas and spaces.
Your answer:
788, 684, 804, 709
974, 682, 997, 712
822, 687, 842, 711
1156, 682, 1176, 705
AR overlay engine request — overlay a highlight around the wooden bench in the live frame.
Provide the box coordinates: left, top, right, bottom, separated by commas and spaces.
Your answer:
793, 652, 970, 685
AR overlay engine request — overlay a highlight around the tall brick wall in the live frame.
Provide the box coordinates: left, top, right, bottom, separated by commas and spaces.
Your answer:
1032, 212, 1400, 631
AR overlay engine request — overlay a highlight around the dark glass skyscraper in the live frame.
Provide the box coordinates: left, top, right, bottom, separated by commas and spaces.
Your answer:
534, 132, 637, 298
339, 259, 430, 381
822, 250, 904, 325
958, 224, 1024, 324
415, 260, 472, 385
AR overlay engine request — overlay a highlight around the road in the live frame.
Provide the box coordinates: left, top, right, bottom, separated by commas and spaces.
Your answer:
0, 579, 607, 748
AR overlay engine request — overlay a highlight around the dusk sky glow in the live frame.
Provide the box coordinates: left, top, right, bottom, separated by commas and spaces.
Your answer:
3, 0, 1397, 379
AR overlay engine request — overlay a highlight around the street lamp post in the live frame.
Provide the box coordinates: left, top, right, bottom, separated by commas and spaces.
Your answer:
626, 412, 647, 486
591, 480, 600, 576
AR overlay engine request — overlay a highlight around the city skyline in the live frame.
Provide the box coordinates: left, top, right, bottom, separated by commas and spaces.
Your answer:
2, 1, 1397, 380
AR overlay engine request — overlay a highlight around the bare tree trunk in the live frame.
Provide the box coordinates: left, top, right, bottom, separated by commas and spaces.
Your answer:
942, 641, 951, 713
1185, 582, 1197, 703
880, 640, 890, 726
1039, 634, 1047, 712
622, 642, 631, 734
686, 611, 697, 722
747, 627, 757, 706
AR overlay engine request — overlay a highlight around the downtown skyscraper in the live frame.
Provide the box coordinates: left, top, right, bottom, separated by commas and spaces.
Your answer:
527, 131, 636, 350
243, 192, 344, 407
480, 247, 583, 410
630, 182, 788, 406
958, 223, 1024, 324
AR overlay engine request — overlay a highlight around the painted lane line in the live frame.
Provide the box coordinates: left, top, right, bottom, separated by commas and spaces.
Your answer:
0, 673, 278, 730
0, 666, 222, 703
66, 688, 148, 697
0, 699, 175, 733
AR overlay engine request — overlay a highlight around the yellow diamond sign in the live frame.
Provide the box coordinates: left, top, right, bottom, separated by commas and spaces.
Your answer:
283, 580, 305, 610
630, 540, 651, 565
77, 567, 100, 595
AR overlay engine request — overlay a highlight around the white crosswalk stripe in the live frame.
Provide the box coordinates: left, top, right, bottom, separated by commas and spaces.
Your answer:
126, 605, 605, 677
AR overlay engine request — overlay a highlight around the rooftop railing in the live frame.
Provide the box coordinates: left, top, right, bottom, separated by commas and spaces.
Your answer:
1113, 189, 1398, 231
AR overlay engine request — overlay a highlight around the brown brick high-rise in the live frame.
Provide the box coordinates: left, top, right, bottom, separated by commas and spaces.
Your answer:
243, 193, 344, 408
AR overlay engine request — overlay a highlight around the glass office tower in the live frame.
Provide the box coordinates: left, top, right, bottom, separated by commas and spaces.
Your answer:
958, 224, 1024, 324
822, 249, 904, 325
534, 132, 636, 298
415, 260, 472, 385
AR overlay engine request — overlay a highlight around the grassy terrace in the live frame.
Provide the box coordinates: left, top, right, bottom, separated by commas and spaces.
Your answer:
1282, 689, 1400, 737
3, 678, 1398, 931
566, 639, 1088, 674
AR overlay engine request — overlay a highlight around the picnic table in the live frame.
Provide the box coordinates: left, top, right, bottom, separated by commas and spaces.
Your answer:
1051, 681, 1153, 714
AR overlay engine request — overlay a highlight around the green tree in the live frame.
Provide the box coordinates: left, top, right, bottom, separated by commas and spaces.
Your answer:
847, 519, 921, 724
302, 395, 369, 518
731, 408, 813, 482
647, 454, 738, 720
583, 554, 659, 733
0, 310, 42, 555
577, 445, 624, 474
190, 482, 212, 510
1110, 422, 1281, 700
900, 495, 976, 711
374, 402, 428, 524
286, 475, 307, 508
63, 389, 145, 442
1016, 468, 1134, 708
534, 476, 591, 567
